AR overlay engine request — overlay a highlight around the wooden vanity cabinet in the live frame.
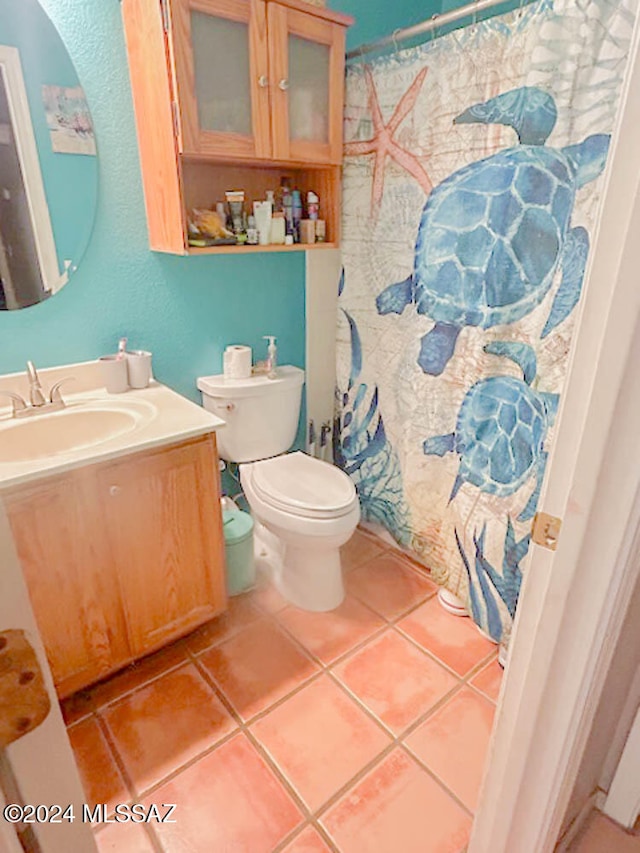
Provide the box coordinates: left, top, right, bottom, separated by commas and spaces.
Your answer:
96, 436, 225, 658
4, 433, 227, 698
121, 0, 352, 253
5, 471, 130, 698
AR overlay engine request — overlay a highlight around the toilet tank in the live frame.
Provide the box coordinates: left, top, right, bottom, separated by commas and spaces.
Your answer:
197, 366, 305, 462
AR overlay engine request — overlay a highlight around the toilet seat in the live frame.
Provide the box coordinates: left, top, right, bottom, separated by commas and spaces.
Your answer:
250, 451, 357, 520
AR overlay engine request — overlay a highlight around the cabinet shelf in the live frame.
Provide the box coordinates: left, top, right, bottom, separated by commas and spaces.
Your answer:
185, 241, 337, 255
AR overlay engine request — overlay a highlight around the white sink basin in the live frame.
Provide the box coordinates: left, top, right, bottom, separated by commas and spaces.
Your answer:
0, 401, 155, 463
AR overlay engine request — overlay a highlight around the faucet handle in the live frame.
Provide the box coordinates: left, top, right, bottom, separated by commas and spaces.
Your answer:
26, 360, 46, 407
49, 377, 75, 405
0, 390, 28, 416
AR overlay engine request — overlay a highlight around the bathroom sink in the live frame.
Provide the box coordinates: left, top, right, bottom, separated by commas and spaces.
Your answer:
0, 401, 154, 463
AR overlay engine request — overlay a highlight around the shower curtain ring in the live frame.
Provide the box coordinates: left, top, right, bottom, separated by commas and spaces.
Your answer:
518, 0, 526, 17
429, 13, 440, 42
392, 28, 401, 55
473, 0, 480, 25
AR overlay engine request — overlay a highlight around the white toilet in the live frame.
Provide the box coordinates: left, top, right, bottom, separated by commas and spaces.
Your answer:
197, 366, 360, 611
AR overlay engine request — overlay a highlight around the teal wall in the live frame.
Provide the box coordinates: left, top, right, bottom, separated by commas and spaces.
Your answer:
0, 0, 306, 402
0, 0, 517, 402
339, 0, 440, 50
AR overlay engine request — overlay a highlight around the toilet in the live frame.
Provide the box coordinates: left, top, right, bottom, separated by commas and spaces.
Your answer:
197, 366, 360, 611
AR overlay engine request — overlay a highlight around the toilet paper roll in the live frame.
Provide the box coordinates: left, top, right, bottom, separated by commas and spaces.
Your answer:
223, 345, 252, 380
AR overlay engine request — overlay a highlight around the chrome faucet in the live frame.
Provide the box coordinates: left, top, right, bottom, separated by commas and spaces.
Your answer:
0, 362, 74, 418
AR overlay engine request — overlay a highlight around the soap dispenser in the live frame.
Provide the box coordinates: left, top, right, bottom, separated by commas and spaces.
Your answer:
263, 336, 277, 379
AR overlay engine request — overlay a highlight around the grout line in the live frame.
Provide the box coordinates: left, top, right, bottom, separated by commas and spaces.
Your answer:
310, 820, 341, 852
85, 653, 192, 715
93, 712, 138, 808
398, 741, 476, 819
143, 823, 166, 853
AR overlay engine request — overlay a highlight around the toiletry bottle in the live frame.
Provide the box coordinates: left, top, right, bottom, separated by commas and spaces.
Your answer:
263, 336, 277, 379
307, 191, 319, 220
266, 189, 275, 211
291, 189, 302, 243
246, 215, 259, 245
282, 187, 293, 238
270, 211, 286, 244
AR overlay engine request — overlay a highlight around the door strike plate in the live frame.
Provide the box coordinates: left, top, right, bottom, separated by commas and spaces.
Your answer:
0, 630, 51, 748
531, 511, 562, 551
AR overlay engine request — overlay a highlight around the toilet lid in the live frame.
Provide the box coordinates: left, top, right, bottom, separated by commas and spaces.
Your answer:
251, 451, 357, 518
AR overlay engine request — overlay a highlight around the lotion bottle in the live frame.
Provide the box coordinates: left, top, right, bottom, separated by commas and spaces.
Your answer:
263, 335, 277, 379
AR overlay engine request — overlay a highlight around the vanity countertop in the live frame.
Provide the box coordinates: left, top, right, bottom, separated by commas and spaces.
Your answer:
0, 361, 225, 490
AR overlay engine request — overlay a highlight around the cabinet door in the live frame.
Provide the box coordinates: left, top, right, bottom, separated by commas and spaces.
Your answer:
169, 0, 272, 159
4, 471, 130, 698
97, 435, 226, 658
268, 2, 346, 165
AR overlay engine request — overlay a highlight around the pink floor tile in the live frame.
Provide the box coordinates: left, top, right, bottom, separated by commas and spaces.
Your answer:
346, 551, 437, 619
95, 822, 155, 852
321, 748, 472, 853
404, 686, 495, 811
249, 568, 290, 614
184, 593, 261, 654
470, 658, 503, 703
276, 595, 385, 664
198, 619, 319, 720
84, 640, 191, 712
101, 663, 236, 793
333, 630, 460, 734
570, 811, 640, 852
282, 826, 334, 852
251, 676, 390, 810
146, 733, 303, 853
340, 529, 386, 572
67, 717, 129, 813
398, 597, 495, 676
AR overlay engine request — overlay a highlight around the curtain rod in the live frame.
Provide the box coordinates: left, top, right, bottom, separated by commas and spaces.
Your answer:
346, 0, 520, 60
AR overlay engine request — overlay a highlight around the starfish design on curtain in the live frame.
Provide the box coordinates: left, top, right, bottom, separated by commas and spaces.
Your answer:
344, 65, 433, 216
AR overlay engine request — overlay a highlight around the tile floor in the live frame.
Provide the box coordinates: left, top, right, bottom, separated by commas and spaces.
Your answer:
569, 810, 640, 851
62, 528, 501, 853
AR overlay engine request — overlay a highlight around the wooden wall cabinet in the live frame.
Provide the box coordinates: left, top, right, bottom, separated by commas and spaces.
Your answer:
4, 434, 227, 698
121, 0, 353, 254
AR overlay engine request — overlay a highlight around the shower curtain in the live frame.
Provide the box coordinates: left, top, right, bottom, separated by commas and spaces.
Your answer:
335, 0, 636, 642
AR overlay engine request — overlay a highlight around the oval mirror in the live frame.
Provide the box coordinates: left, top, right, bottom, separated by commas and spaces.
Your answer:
0, 0, 98, 310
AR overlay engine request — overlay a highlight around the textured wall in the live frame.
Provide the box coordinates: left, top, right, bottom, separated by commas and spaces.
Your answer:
0, 0, 305, 401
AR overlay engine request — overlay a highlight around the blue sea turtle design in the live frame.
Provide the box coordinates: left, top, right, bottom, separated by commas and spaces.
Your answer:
376, 87, 610, 375
423, 341, 558, 521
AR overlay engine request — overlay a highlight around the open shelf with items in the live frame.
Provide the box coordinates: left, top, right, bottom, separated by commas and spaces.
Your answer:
182, 158, 340, 252
121, 0, 352, 255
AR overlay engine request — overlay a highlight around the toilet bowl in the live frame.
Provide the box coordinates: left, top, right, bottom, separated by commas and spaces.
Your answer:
241, 452, 360, 611
197, 367, 360, 611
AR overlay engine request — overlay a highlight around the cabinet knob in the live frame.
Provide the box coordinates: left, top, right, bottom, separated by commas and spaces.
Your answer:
258, 75, 269, 88
278, 78, 289, 92
109, 485, 121, 497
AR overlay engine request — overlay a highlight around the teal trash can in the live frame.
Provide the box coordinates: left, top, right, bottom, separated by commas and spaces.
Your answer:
222, 510, 255, 595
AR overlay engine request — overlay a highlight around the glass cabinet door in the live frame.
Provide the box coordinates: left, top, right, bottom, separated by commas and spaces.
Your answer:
169, 0, 271, 159
268, 3, 346, 164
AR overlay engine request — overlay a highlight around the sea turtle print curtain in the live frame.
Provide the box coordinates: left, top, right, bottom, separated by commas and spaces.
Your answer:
335, 0, 636, 642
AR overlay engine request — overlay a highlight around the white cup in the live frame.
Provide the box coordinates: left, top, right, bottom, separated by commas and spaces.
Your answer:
99, 355, 129, 393
126, 350, 153, 389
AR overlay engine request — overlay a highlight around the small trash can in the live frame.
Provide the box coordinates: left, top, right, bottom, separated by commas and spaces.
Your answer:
222, 509, 255, 595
